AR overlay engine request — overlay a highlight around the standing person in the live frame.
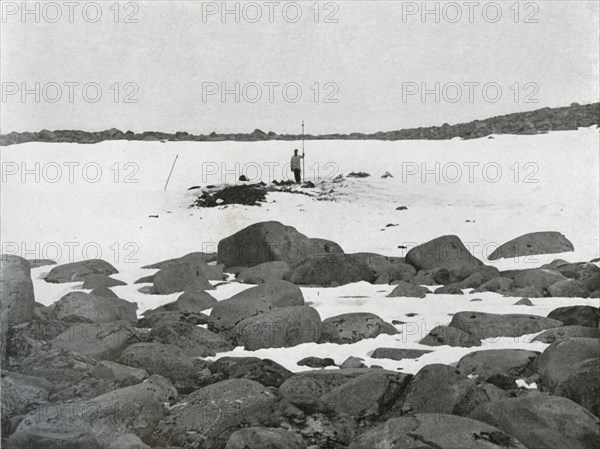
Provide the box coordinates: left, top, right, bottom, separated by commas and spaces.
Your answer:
290, 149, 304, 184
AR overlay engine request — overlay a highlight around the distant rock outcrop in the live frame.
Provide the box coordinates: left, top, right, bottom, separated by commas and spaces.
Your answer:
3, 102, 598, 146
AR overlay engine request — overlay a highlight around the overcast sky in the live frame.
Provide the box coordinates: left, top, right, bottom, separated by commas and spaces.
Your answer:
1, 1, 598, 134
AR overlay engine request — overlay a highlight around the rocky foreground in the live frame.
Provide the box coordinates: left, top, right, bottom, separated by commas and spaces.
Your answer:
1, 221, 599, 449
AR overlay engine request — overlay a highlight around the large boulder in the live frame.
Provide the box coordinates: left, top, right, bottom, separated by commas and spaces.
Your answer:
141, 251, 217, 269
456, 349, 539, 389
488, 231, 574, 260
145, 321, 233, 357
209, 297, 274, 338
1, 371, 54, 436
512, 268, 567, 292
556, 262, 600, 292
152, 262, 214, 294
471, 395, 600, 449
387, 281, 430, 298
554, 358, 600, 416
0, 255, 35, 325
13, 348, 97, 392
285, 253, 377, 286
371, 347, 432, 360
533, 325, 600, 343
279, 368, 379, 398
233, 306, 321, 350
398, 364, 509, 417
137, 311, 210, 328
320, 370, 411, 418
538, 337, 600, 391
45, 259, 118, 283
119, 342, 207, 393
547, 305, 600, 327
207, 357, 292, 388
406, 235, 483, 271
548, 279, 589, 297
52, 291, 137, 323
50, 321, 141, 361
449, 311, 563, 341
153, 379, 279, 449
217, 221, 343, 268
319, 312, 397, 344
225, 427, 306, 449
237, 261, 292, 284
6, 375, 176, 449
349, 413, 528, 449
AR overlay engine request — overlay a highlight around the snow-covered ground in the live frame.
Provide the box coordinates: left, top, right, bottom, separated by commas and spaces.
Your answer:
1, 127, 599, 374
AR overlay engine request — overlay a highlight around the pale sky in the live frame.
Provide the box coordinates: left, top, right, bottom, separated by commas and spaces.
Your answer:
1, 0, 599, 134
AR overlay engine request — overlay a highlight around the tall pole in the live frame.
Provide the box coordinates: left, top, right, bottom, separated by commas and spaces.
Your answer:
302, 120, 305, 183
164, 154, 179, 191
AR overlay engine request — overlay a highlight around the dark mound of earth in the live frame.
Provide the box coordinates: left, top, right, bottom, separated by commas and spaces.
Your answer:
194, 184, 267, 207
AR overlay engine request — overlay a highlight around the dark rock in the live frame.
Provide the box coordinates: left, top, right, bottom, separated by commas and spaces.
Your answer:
279, 368, 380, 398
237, 261, 291, 284
208, 357, 292, 388
538, 337, 600, 391
475, 277, 514, 293
50, 321, 142, 361
119, 342, 208, 393
548, 279, 589, 297
45, 259, 118, 283
420, 325, 482, 347
7, 375, 176, 449
371, 347, 432, 360
217, 221, 343, 268
81, 274, 127, 289
319, 312, 397, 344
90, 286, 119, 298
138, 311, 210, 328
514, 298, 534, 306
449, 311, 563, 340
349, 413, 528, 449
1, 371, 53, 436
547, 305, 600, 327
226, 279, 304, 307
15, 348, 97, 392
406, 235, 483, 271
398, 364, 509, 416
1, 255, 35, 325
489, 231, 574, 260
225, 427, 306, 449
153, 262, 214, 294
145, 321, 232, 357
52, 291, 137, 323
555, 358, 600, 416
153, 379, 279, 449
91, 360, 148, 386
533, 325, 600, 343
456, 349, 539, 390
387, 281, 430, 298
320, 370, 411, 419
297, 357, 336, 368
285, 253, 376, 286
513, 268, 567, 292
434, 284, 464, 294
134, 275, 154, 284
340, 356, 366, 369
471, 395, 600, 449
142, 290, 217, 317
556, 263, 600, 292
233, 306, 321, 350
